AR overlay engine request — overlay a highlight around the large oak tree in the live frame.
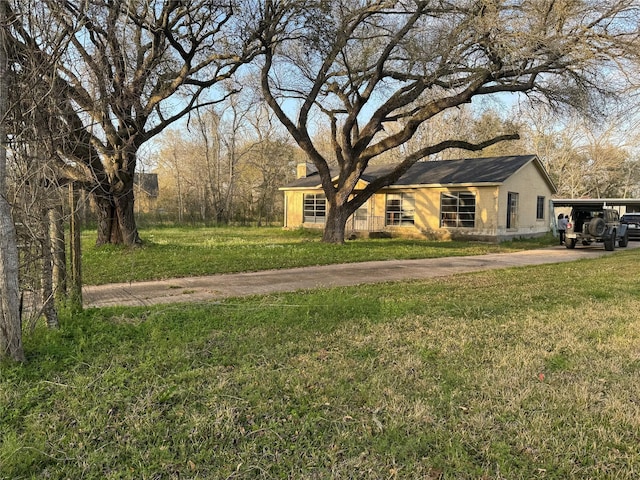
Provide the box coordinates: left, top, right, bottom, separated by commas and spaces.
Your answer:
258, 0, 640, 243
8, 0, 259, 245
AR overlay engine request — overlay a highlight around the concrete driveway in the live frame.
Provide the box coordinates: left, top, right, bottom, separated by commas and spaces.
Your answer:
82, 242, 639, 308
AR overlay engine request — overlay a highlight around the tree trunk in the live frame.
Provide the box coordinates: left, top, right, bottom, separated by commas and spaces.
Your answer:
113, 188, 142, 245
176, 173, 184, 223
94, 193, 116, 246
0, 0, 25, 362
93, 178, 141, 246
322, 203, 350, 244
0, 197, 25, 362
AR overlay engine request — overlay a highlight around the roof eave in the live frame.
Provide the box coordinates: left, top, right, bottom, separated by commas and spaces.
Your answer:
531, 156, 558, 194
280, 182, 504, 191
382, 182, 502, 190
279, 185, 323, 191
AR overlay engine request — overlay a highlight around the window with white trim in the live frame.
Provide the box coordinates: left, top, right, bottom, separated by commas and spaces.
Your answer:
440, 192, 476, 228
303, 193, 326, 223
385, 193, 415, 226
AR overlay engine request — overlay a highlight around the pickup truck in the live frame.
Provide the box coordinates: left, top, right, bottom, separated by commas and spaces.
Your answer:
565, 206, 628, 251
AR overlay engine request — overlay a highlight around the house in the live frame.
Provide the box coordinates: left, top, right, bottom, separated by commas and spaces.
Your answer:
280, 155, 557, 242
133, 172, 159, 213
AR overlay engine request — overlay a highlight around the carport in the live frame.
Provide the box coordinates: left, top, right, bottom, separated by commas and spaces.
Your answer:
553, 198, 640, 211
551, 198, 640, 233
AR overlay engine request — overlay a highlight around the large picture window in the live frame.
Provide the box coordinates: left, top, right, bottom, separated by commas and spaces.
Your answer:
440, 192, 476, 228
303, 193, 326, 223
385, 193, 415, 226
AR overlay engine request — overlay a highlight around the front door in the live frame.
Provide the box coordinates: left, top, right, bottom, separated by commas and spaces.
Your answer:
507, 192, 519, 229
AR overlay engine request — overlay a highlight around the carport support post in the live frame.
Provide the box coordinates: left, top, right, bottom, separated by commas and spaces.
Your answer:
550, 199, 558, 237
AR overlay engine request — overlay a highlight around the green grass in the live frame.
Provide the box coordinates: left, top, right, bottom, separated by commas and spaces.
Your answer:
81, 226, 556, 284
3, 249, 640, 479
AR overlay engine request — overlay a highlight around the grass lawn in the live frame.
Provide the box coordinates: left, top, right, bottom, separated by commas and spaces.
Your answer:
2, 248, 639, 479
81, 226, 556, 285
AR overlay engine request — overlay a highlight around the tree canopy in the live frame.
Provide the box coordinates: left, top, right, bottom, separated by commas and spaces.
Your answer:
3, 0, 640, 245
257, 0, 640, 242
6, 0, 261, 245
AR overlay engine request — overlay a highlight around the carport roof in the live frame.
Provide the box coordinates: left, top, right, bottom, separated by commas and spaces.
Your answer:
552, 198, 640, 208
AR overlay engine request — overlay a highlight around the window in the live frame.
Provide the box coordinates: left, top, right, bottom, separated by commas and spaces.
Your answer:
303, 193, 326, 223
536, 196, 545, 220
507, 192, 519, 229
350, 202, 369, 231
386, 193, 415, 226
440, 192, 476, 228
354, 203, 368, 222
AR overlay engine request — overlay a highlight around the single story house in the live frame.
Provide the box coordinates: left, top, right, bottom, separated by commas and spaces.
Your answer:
280, 155, 557, 242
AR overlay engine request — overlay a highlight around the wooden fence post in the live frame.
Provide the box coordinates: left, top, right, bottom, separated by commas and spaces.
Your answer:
69, 182, 83, 312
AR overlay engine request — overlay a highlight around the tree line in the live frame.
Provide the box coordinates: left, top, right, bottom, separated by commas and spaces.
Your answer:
151, 104, 640, 226
150, 94, 301, 226
2, 0, 640, 361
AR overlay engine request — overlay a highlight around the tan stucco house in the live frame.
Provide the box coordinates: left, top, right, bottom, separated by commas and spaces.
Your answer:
280, 155, 557, 242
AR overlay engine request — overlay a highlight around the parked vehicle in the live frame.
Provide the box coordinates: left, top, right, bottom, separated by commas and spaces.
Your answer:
565, 206, 628, 251
620, 213, 640, 240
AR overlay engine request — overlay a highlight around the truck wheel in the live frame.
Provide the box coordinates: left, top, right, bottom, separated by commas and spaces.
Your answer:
604, 230, 615, 251
565, 238, 576, 249
619, 231, 629, 248
589, 217, 606, 236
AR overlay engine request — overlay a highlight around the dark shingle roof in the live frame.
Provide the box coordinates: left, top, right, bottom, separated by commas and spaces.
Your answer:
134, 172, 159, 197
284, 155, 545, 189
